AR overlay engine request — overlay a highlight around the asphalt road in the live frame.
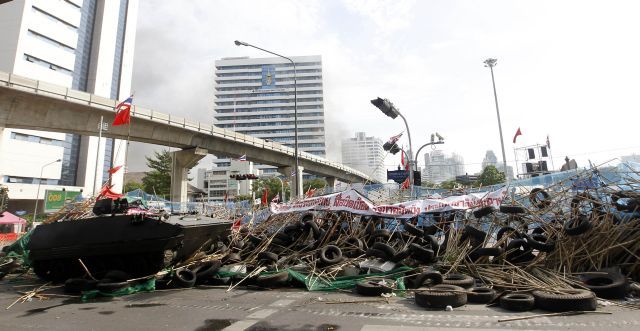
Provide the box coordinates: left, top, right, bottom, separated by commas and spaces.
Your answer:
1, 276, 639, 331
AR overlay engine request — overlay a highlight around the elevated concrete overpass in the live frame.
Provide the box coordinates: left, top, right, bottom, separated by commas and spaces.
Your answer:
0, 71, 379, 203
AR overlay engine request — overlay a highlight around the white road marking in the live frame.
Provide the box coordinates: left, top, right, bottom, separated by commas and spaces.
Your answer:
246, 308, 278, 319
361, 327, 560, 331
270, 299, 295, 307
223, 320, 259, 331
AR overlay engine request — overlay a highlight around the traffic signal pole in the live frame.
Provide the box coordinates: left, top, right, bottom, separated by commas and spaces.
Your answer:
396, 112, 414, 198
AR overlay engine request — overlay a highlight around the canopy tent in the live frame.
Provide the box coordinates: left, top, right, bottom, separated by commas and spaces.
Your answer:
0, 212, 26, 240
0, 211, 27, 225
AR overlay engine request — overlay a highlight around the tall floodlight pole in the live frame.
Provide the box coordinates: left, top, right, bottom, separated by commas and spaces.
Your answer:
484, 58, 510, 185
234, 40, 301, 198
33, 159, 61, 222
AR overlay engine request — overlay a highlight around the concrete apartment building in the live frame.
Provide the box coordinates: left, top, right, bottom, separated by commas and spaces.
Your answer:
202, 55, 326, 201
341, 132, 385, 183
196, 160, 260, 203
0, 0, 138, 213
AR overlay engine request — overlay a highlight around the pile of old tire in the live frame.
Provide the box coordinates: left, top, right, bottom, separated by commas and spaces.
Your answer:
95, 270, 131, 294
500, 293, 535, 311
415, 284, 467, 308
404, 269, 443, 289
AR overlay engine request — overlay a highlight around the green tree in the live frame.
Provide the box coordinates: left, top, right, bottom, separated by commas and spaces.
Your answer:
303, 178, 327, 193
477, 165, 506, 186
0, 185, 8, 214
124, 181, 144, 193
251, 177, 289, 201
234, 194, 253, 202
421, 180, 436, 188
142, 150, 172, 196
439, 180, 458, 189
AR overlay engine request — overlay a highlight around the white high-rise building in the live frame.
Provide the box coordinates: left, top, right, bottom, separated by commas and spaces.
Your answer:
197, 160, 261, 203
0, 0, 138, 213
422, 150, 466, 184
213, 56, 326, 173
341, 132, 385, 183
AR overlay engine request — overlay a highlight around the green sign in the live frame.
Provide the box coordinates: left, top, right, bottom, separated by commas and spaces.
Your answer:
44, 190, 82, 213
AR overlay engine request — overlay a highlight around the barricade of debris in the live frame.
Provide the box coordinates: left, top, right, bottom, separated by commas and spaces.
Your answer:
1, 164, 639, 314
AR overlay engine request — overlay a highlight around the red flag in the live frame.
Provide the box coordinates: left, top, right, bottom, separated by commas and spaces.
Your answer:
231, 217, 242, 232
112, 96, 133, 126
261, 188, 269, 206
305, 188, 316, 198
108, 165, 122, 174
97, 184, 124, 200
223, 192, 228, 203
512, 127, 522, 143
400, 177, 410, 190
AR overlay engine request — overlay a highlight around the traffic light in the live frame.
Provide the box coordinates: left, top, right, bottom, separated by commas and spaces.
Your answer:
383, 141, 401, 155
370, 97, 399, 119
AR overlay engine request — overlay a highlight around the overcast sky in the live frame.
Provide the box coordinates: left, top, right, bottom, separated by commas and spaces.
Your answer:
128, 0, 640, 177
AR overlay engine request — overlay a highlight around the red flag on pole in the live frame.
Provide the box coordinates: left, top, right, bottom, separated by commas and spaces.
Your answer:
400, 177, 410, 190
401, 147, 409, 171
108, 165, 122, 174
112, 96, 133, 126
261, 188, 269, 206
512, 127, 522, 143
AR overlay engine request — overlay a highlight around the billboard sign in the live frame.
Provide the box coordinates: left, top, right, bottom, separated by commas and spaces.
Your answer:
44, 190, 82, 213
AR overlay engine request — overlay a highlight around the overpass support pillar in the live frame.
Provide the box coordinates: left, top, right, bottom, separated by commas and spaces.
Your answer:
278, 165, 303, 200
170, 147, 208, 209
325, 177, 336, 192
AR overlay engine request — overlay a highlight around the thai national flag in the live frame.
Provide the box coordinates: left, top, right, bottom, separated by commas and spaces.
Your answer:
238, 154, 247, 162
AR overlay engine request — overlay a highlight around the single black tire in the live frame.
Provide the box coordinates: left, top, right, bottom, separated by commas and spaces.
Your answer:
248, 234, 263, 246
506, 239, 533, 262
97, 279, 129, 293
409, 244, 435, 263
320, 245, 343, 265
404, 222, 424, 237
365, 248, 388, 260
274, 232, 293, 244
103, 270, 130, 282
255, 271, 289, 288
529, 188, 551, 209
563, 215, 592, 236
473, 206, 495, 219
372, 242, 396, 259
303, 220, 320, 237
532, 289, 596, 312
525, 234, 555, 252
499, 205, 526, 214
468, 287, 496, 304
580, 272, 629, 299
355, 279, 394, 297
192, 260, 222, 280
442, 273, 474, 289
258, 251, 279, 263
154, 277, 173, 289
283, 223, 302, 234
300, 212, 315, 223
224, 252, 242, 264
415, 284, 467, 308
390, 248, 412, 263
64, 278, 97, 294
463, 225, 487, 242
424, 235, 440, 255
570, 193, 604, 218
174, 269, 197, 288
370, 229, 391, 240
423, 225, 439, 236
414, 271, 444, 288
473, 247, 504, 257
497, 226, 521, 241
345, 237, 364, 250
500, 293, 535, 311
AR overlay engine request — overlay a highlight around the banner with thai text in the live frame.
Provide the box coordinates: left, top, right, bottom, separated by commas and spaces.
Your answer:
270, 187, 507, 218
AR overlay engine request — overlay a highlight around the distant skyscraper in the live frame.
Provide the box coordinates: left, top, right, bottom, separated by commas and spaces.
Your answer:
212, 55, 325, 174
422, 150, 465, 184
0, 0, 138, 209
621, 154, 640, 163
341, 132, 385, 183
482, 150, 498, 169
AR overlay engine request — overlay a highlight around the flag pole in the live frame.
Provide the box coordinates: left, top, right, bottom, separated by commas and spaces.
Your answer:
92, 115, 104, 196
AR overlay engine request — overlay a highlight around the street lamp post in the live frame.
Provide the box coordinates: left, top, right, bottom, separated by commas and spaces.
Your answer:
483, 58, 510, 185
32, 158, 61, 222
414, 133, 445, 171
370, 97, 415, 197
234, 40, 301, 198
